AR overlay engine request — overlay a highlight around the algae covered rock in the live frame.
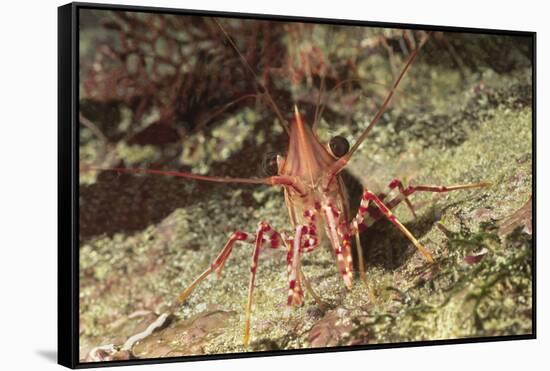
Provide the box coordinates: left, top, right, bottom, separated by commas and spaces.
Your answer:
78, 14, 533, 361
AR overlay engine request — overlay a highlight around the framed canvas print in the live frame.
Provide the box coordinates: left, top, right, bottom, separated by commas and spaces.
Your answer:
58, 2, 536, 368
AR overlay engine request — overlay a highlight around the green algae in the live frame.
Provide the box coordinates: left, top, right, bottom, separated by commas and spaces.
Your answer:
78, 27, 533, 361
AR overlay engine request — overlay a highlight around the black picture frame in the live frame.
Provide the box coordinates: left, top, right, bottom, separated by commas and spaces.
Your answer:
58, 2, 536, 369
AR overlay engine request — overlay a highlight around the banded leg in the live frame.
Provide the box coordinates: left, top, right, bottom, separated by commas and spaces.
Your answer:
397, 181, 490, 198
176, 230, 253, 303
388, 179, 417, 218
286, 223, 319, 306
389, 179, 491, 217
349, 185, 412, 283
355, 177, 437, 226
299, 267, 328, 310
244, 222, 281, 345
355, 180, 491, 229
322, 204, 354, 289
351, 181, 490, 262
175, 222, 281, 347
355, 188, 434, 262
286, 207, 323, 306
287, 225, 306, 306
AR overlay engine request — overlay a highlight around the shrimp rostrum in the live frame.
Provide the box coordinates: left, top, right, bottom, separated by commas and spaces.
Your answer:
98, 24, 489, 346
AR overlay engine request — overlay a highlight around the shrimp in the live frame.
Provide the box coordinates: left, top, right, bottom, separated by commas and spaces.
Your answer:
95, 22, 489, 346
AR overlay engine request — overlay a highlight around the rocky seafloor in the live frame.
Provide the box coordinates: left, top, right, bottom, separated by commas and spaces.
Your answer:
78, 29, 533, 363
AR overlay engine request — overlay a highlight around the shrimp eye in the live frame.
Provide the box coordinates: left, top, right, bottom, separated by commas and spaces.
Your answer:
329, 136, 349, 158
262, 152, 280, 176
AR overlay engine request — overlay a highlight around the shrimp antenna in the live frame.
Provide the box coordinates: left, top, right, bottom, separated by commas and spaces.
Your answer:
92, 167, 305, 194
312, 73, 326, 131
314, 76, 417, 131
345, 31, 432, 161
324, 31, 432, 187
213, 18, 290, 134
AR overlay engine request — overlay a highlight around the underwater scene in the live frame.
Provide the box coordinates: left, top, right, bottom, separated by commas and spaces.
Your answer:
78, 8, 533, 362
